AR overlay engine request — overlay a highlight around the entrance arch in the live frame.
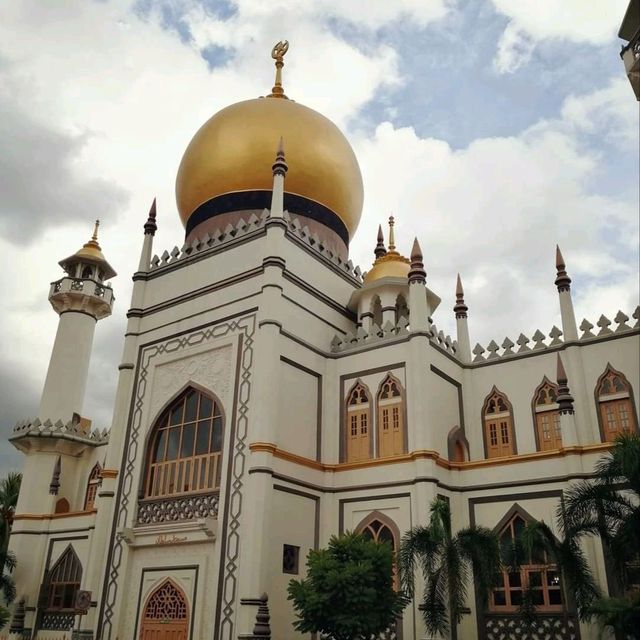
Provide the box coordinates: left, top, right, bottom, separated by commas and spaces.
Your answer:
140, 579, 189, 640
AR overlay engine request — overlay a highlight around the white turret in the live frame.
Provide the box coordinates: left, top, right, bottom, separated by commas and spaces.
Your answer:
454, 274, 471, 363
38, 221, 116, 422
555, 245, 578, 341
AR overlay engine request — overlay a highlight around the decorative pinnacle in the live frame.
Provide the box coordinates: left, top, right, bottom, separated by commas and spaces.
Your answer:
555, 245, 571, 293
556, 353, 574, 415
91, 219, 100, 242
388, 215, 396, 252
272, 137, 288, 176
374, 224, 387, 258
144, 198, 157, 236
253, 592, 271, 637
454, 273, 468, 319
408, 237, 426, 284
268, 40, 289, 99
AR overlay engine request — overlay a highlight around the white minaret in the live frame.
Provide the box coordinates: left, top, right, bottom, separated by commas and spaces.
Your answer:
407, 237, 429, 331
38, 221, 116, 422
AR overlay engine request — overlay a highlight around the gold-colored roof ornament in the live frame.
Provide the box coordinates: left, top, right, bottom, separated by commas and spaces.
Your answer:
59, 219, 117, 279
268, 40, 289, 99
364, 215, 411, 283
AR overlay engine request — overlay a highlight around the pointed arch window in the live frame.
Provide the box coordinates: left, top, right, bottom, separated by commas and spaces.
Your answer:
483, 388, 515, 459
491, 511, 562, 612
84, 463, 102, 511
357, 513, 400, 590
346, 383, 371, 463
145, 388, 224, 498
141, 579, 189, 637
45, 546, 82, 611
377, 375, 405, 458
533, 379, 562, 451
596, 366, 637, 442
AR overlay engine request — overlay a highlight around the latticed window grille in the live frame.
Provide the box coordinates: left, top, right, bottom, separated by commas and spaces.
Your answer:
45, 546, 82, 611
143, 580, 188, 621
596, 367, 637, 442
483, 389, 515, 458
145, 388, 223, 498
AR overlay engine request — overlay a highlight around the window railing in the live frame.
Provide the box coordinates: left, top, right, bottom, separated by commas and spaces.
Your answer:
146, 451, 222, 498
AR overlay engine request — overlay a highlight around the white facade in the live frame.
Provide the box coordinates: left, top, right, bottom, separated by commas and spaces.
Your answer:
4, 108, 640, 640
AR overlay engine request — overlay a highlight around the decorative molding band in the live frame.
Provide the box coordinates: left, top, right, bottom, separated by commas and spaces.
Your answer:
249, 441, 613, 473
13, 508, 97, 521
136, 492, 219, 525
101, 469, 119, 479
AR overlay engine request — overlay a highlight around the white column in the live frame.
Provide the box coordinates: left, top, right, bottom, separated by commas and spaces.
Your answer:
39, 311, 97, 421
454, 274, 471, 363
555, 246, 578, 341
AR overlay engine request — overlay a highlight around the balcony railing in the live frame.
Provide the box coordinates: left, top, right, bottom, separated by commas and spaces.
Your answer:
136, 491, 219, 525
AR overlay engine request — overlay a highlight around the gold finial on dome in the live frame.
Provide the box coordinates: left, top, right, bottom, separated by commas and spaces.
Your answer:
363, 215, 411, 283
91, 219, 99, 242
268, 40, 290, 99
388, 215, 396, 251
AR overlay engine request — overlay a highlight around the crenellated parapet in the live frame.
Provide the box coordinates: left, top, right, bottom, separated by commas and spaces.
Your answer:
470, 306, 639, 363
10, 417, 109, 451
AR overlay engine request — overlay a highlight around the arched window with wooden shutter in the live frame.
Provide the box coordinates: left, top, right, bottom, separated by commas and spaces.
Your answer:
84, 462, 102, 510
346, 382, 372, 463
595, 365, 638, 442
532, 378, 562, 451
482, 387, 516, 459
145, 387, 224, 498
44, 545, 82, 611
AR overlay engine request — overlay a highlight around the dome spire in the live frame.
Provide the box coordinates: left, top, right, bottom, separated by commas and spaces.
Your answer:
388, 215, 396, 252
268, 40, 290, 99
374, 224, 387, 258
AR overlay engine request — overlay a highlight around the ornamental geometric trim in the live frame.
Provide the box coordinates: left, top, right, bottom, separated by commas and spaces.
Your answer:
485, 614, 578, 640
99, 313, 255, 640
143, 580, 188, 621
137, 492, 219, 524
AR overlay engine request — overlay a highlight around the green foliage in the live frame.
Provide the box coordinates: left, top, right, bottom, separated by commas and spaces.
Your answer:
0, 473, 20, 629
561, 433, 640, 634
287, 532, 408, 640
398, 498, 501, 638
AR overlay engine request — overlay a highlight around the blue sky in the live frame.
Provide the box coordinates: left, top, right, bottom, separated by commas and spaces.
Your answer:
0, 0, 637, 471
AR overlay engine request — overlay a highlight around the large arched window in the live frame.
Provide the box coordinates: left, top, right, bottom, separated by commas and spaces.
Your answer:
482, 387, 515, 459
145, 388, 223, 498
533, 378, 562, 451
596, 365, 637, 442
45, 545, 82, 611
377, 375, 405, 458
492, 510, 562, 612
84, 463, 102, 510
346, 382, 372, 463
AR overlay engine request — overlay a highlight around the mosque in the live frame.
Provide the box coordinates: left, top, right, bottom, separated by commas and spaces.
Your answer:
4, 42, 639, 640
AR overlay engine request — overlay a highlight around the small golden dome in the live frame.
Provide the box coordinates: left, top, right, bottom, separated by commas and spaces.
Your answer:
364, 253, 411, 283
175, 42, 363, 241
364, 216, 410, 283
60, 220, 116, 279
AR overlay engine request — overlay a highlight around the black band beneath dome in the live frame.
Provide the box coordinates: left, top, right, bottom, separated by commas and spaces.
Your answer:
185, 190, 350, 246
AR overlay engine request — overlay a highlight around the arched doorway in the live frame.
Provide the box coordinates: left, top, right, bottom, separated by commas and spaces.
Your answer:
140, 579, 189, 640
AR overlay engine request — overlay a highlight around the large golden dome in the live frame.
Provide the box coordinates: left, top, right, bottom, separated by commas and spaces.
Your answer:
176, 43, 363, 245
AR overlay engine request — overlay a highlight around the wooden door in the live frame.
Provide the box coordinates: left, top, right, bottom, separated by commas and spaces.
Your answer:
485, 417, 514, 458
379, 403, 403, 457
536, 411, 562, 451
600, 398, 633, 441
140, 580, 189, 640
347, 409, 370, 462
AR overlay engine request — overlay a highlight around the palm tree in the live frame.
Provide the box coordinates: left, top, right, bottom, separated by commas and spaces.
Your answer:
516, 517, 600, 622
0, 473, 21, 554
563, 432, 640, 589
398, 497, 501, 639
0, 473, 20, 630
561, 432, 640, 635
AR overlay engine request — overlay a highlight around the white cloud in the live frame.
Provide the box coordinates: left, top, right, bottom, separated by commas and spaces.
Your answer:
0, 0, 636, 471
491, 0, 628, 73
